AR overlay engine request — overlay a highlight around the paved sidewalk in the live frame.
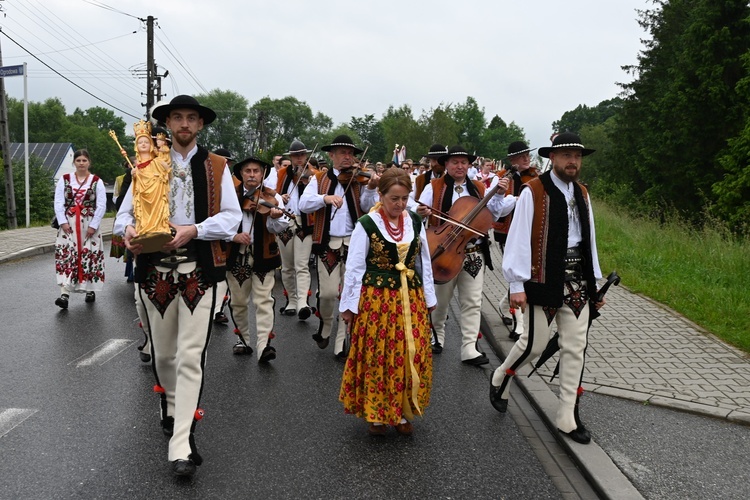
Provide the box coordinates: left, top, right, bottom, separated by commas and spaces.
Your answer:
483, 243, 750, 424
0, 219, 114, 264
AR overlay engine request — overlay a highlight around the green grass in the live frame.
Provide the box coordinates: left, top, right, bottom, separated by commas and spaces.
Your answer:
595, 200, 750, 353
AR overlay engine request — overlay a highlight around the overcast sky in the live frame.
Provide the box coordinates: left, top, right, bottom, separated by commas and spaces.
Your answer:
1, 0, 650, 155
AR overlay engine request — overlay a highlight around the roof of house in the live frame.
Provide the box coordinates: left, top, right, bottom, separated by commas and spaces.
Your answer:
8, 143, 74, 174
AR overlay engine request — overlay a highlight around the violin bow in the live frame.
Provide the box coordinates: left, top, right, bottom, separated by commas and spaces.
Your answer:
288, 143, 319, 195
416, 201, 485, 237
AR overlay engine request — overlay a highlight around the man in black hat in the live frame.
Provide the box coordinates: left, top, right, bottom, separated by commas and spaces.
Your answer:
490, 132, 605, 445
494, 141, 539, 340
275, 140, 317, 320
226, 156, 289, 362
411, 144, 447, 202
115, 94, 242, 477
299, 134, 379, 357
416, 145, 512, 363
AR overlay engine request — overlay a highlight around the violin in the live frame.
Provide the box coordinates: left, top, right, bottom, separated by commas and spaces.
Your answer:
336, 167, 372, 185
242, 188, 295, 219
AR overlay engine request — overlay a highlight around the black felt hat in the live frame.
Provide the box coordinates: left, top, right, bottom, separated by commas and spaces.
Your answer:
213, 148, 234, 161
285, 140, 311, 155
151, 95, 217, 125
538, 132, 595, 158
232, 156, 273, 181
438, 145, 477, 166
321, 134, 363, 154
505, 141, 536, 159
425, 144, 447, 158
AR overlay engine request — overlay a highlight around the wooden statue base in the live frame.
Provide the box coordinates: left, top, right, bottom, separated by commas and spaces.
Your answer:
132, 232, 173, 254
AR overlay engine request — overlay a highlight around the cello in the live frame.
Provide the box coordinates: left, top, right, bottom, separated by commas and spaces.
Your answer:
425, 171, 512, 284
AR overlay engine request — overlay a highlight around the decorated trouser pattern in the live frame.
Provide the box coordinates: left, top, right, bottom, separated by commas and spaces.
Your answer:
226, 252, 276, 360
494, 282, 591, 433
278, 224, 313, 313
138, 261, 217, 462
315, 236, 349, 354
431, 252, 485, 361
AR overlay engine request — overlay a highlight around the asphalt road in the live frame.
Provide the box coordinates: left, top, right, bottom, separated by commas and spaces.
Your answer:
1, 254, 565, 499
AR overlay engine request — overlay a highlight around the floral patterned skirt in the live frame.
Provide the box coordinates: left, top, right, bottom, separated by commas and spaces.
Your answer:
55, 214, 105, 292
339, 285, 432, 425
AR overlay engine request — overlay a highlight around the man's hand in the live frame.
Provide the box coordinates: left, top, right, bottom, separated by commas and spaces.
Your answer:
341, 310, 355, 325
233, 232, 251, 245
416, 204, 431, 218
325, 195, 344, 209
281, 193, 291, 204
510, 292, 527, 313
497, 177, 510, 192
366, 172, 380, 190
123, 225, 143, 255
593, 297, 606, 310
163, 223, 198, 251
268, 207, 284, 219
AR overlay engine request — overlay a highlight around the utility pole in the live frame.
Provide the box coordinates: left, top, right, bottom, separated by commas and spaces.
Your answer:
0, 33, 17, 229
145, 15, 155, 120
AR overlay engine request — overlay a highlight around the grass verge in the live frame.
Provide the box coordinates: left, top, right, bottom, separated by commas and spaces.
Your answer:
595, 200, 750, 354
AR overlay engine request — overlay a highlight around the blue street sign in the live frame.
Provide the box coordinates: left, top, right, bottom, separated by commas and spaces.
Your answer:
0, 65, 25, 77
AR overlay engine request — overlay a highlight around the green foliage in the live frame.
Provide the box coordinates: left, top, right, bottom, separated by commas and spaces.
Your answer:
349, 114, 387, 162
552, 98, 622, 135
612, 0, 750, 220
380, 105, 429, 162
194, 89, 250, 157
595, 199, 750, 353
0, 156, 55, 228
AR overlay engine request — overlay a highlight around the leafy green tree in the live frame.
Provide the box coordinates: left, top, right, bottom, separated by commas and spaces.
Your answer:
612, 0, 750, 219
418, 104, 460, 151
481, 115, 527, 162
349, 114, 387, 162
195, 89, 251, 157
552, 98, 622, 135
380, 105, 429, 162
451, 96, 486, 154
0, 156, 55, 228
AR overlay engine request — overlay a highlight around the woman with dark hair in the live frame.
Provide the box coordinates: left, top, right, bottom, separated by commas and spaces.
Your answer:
53, 149, 106, 308
339, 168, 437, 436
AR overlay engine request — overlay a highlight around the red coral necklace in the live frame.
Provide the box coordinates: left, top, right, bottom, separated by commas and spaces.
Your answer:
379, 208, 404, 242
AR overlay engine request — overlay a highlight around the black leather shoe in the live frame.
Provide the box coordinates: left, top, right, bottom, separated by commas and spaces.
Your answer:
85, 291, 96, 303
312, 333, 329, 349
462, 353, 489, 366
490, 383, 508, 413
55, 294, 69, 309
502, 316, 513, 326
298, 306, 312, 321
232, 341, 253, 356
559, 426, 591, 444
139, 351, 151, 363
335, 350, 347, 360
172, 459, 196, 477
431, 342, 443, 354
213, 312, 228, 324
508, 331, 520, 341
258, 346, 276, 363
161, 416, 174, 437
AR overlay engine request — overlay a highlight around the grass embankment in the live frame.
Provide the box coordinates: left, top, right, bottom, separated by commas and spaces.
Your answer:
594, 200, 750, 354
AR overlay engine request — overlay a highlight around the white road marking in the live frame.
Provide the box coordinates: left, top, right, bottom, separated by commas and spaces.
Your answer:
69, 339, 134, 367
0, 408, 38, 438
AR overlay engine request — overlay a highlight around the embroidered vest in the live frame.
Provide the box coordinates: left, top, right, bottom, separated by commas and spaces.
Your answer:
358, 212, 423, 290
276, 166, 315, 234
493, 167, 539, 236
523, 171, 596, 307
63, 174, 101, 218
311, 169, 363, 250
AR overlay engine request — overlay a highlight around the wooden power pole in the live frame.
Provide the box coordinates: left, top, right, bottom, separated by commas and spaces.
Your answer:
0, 34, 17, 229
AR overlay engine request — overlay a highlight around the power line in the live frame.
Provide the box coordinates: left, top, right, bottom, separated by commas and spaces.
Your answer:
80, 0, 140, 20
154, 22, 208, 94
0, 29, 141, 120
0, 31, 138, 59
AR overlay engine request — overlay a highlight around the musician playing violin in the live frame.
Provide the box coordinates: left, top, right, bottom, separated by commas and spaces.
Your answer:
226, 156, 290, 363
416, 145, 514, 364
299, 134, 379, 358
275, 140, 318, 320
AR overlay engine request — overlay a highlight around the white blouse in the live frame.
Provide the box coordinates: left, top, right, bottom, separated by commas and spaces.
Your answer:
54, 174, 107, 230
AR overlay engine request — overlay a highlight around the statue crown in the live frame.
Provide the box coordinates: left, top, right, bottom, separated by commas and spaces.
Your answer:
134, 120, 152, 139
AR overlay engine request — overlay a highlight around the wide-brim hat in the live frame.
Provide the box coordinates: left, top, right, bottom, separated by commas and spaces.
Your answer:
505, 141, 536, 159
321, 134, 363, 154
213, 148, 234, 161
538, 132, 595, 158
425, 143, 447, 158
151, 95, 217, 125
232, 156, 273, 181
438, 145, 477, 166
285, 140, 311, 155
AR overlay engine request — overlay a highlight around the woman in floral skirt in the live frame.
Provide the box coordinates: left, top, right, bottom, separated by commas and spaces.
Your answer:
339, 168, 437, 436
53, 149, 106, 308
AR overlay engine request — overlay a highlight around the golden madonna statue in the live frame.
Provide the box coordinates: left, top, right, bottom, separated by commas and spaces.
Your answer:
130, 120, 173, 253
